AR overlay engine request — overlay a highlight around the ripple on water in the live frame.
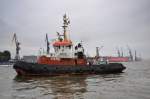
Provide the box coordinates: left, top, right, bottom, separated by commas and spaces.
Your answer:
1, 61, 150, 99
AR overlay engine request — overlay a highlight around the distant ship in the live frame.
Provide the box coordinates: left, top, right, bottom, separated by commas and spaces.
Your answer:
94, 46, 142, 63
106, 56, 129, 62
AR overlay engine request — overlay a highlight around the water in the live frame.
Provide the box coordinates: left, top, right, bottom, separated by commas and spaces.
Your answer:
0, 61, 150, 99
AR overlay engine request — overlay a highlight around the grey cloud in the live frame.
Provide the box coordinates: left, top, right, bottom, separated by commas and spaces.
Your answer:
0, 0, 150, 59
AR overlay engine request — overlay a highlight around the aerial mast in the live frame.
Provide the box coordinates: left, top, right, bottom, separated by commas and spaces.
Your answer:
62, 14, 70, 41
12, 33, 20, 60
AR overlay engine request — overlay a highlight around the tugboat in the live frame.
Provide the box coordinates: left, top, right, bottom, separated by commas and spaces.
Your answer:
13, 14, 126, 76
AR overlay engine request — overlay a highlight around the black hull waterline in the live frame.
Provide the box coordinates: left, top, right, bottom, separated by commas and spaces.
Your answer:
13, 61, 126, 76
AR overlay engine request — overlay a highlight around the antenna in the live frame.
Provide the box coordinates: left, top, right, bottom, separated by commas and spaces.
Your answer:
62, 14, 70, 41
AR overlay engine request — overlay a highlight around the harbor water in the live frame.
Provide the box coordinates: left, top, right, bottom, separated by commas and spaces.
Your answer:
0, 60, 150, 99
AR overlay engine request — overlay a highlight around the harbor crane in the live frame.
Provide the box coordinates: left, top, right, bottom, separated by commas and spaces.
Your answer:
96, 46, 104, 57
127, 45, 133, 61
12, 33, 20, 60
116, 47, 121, 57
45, 33, 50, 54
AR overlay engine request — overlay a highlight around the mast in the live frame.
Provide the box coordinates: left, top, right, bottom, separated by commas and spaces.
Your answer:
62, 14, 70, 41
53, 14, 73, 58
12, 33, 20, 60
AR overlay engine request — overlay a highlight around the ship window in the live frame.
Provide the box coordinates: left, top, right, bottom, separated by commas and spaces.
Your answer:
66, 45, 71, 49
68, 45, 71, 49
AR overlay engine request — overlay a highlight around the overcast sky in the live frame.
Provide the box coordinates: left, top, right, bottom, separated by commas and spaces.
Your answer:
0, 0, 150, 59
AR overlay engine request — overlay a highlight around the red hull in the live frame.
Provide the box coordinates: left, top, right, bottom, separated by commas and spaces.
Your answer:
107, 57, 129, 62
38, 56, 87, 66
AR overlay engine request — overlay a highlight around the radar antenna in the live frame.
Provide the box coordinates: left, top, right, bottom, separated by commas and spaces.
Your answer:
62, 14, 70, 40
